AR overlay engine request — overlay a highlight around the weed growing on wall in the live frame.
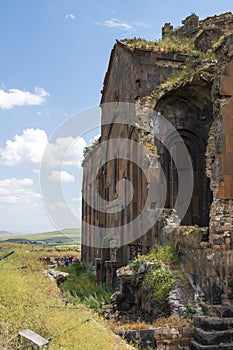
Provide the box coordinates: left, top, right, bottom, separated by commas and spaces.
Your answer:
132, 245, 178, 305
122, 36, 196, 54
143, 265, 174, 303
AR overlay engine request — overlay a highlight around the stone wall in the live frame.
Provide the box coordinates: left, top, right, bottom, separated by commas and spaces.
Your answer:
207, 35, 233, 249
82, 13, 233, 301
161, 226, 233, 305
155, 325, 194, 350
170, 12, 233, 39
82, 41, 187, 284
101, 41, 185, 107
209, 199, 233, 249
117, 325, 194, 349
81, 142, 103, 271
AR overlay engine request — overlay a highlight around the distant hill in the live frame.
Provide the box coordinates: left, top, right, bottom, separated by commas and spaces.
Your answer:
0, 228, 81, 246
0, 230, 15, 235
0, 231, 18, 240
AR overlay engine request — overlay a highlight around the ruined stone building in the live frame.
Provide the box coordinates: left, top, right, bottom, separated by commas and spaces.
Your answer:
82, 12, 233, 305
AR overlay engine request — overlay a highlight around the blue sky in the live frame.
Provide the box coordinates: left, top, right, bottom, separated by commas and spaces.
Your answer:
0, 0, 232, 234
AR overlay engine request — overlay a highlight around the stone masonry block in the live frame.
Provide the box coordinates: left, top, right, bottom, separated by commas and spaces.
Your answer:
221, 99, 233, 136
220, 75, 233, 96
225, 58, 233, 76
225, 135, 233, 153
223, 156, 233, 176
222, 175, 233, 198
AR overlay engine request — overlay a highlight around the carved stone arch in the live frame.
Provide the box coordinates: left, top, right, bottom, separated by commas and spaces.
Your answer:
162, 128, 212, 226
104, 112, 129, 175
153, 80, 213, 127
128, 126, 139, 142
106, 112, 129, 142
106, 112, 119, 141
154, 83, 214, 227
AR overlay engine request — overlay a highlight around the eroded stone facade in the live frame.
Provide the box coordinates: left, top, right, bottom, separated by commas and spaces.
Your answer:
82, 12, 233, 305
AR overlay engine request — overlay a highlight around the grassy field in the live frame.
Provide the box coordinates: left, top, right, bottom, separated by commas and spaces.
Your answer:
0, 228, 81, 246
0, 243, 133, 350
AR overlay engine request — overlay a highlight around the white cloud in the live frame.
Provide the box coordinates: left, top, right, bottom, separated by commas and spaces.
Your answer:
88, 133, 101, 145
33, 169, 40, 174
0, 130, 86, 167
0, 129, 48, 165
0, 178, 41, 204
133, 21, 149, 29
94, 133, 101, 141
0, 178, 53, 233
0, 87, 49, 110
49, 170, 75, 183
65, 14, 76, 20
98, 18, 149, 32
71, 196, 82, 202
48, 201, 68, 210
43, 136, 86, 167
0, 177, 81, 233
101, 18, 134, 30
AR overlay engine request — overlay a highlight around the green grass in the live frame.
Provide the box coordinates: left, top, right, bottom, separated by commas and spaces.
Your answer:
0, 243, 132, 350
59, 264, 112, 313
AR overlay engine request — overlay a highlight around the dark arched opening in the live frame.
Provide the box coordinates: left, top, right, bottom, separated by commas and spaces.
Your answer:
154, 81, 213, 227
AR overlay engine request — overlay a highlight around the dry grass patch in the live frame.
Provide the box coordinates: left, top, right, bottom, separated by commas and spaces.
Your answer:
111, 315, 193, 332
0, 243, 132, 350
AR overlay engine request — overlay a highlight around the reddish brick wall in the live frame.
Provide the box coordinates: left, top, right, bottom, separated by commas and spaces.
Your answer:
208, 41, 233, 250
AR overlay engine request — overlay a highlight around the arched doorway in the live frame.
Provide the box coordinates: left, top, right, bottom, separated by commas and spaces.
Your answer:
154, 82, 213, 227
163, 130, 212, 226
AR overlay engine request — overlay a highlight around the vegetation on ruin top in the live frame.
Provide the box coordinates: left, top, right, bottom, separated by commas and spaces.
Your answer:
82, 137, 101, 164
121, 36, 196, 54
150, 48, 219, 95
123, 31, 226, 96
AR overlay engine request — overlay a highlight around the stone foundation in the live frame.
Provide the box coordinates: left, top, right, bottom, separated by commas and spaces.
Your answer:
209, 199, 233, 249
162, 226, 233, 304
117, 325, 194, 350
191, 306, 233, 349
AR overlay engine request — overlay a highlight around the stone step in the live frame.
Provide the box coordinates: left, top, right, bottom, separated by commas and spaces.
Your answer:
190, 340, 233, 350
217, 306, 233, 318
201, 303, 228, 317
194, 327, 233, 345
117, 329, 155, 348
194, 316, 233, 331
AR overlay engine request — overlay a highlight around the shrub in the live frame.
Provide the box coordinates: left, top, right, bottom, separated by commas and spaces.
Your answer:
82, 137, 100, 164
143, 265, 174, 303
132, 245, 177, 305
132, 245, 177, 271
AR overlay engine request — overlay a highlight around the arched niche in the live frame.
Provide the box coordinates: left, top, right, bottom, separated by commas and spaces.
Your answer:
154, 81, 213, 226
